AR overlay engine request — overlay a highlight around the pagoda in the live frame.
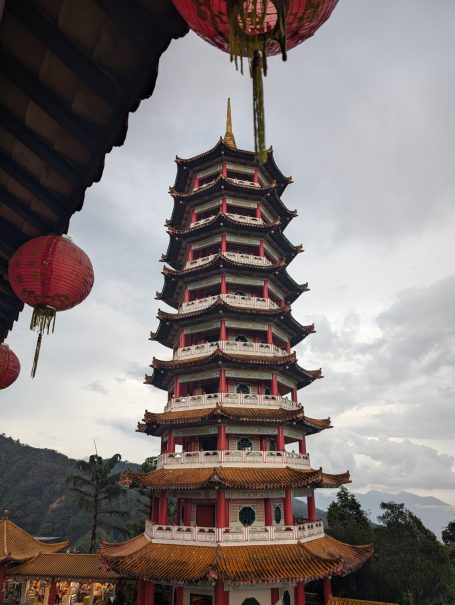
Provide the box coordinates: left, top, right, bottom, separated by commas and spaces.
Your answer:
102, 103, 373, 605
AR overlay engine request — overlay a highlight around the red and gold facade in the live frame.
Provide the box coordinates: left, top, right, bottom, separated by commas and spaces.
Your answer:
103, 109, 373, 605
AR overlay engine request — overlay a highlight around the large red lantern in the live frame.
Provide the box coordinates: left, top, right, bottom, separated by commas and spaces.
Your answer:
8, 235, 94, 377
0, 344, 20, 389
171, 0, 339, 160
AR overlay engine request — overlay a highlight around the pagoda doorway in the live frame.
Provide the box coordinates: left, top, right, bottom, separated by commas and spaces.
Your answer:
196, 504, 216, 527
199, 435, 217, 451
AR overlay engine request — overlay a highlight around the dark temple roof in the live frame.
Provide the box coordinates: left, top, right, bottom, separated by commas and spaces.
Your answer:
0, 0, 188, 341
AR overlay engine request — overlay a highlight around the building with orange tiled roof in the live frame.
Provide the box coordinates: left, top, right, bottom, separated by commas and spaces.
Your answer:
98, 104, 390, 605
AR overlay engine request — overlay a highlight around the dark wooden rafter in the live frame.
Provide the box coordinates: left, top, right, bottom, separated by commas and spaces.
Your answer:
8, 0, 124, 103
93, 0, 158, 50
0, 49, 101, 150
0, 185, 53, 233
0, 106, 81, 185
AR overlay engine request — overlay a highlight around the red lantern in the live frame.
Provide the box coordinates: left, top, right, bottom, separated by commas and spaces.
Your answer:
171, 0, 338, 159
0, 344, 20, 389
8, 235, 94, 377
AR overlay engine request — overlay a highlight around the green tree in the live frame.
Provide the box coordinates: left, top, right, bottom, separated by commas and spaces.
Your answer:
125, 456, 158, 538
443, 521, 455, 546
372, 502, 455, 605
66, 453, 128, 552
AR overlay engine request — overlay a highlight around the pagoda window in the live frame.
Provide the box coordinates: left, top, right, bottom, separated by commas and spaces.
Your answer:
239, 506, 256, 526
283, 591, 291, 605
234, 334, 248, 343
269, 438, 277, 451
274, 505, 282, 525
236, 383, 250, 395
264, 386, 272, 395
234, 290, 247, 296
237, 437, 253, 451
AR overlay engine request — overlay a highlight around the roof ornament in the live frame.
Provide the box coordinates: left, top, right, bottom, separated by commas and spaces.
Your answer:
223, 98, 237, 149
3, 510, 9, 520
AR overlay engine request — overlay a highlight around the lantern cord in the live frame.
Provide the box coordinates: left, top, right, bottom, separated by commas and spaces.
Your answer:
251, 51, 267, 163
29, 305, 57, 378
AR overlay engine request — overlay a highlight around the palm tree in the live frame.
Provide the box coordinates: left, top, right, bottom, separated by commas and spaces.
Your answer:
66, 453, 128, 552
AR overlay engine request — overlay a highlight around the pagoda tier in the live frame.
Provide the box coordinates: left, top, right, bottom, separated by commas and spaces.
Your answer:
103, 107, 373, 605
162, 214, 302, 269
150, 300, 315, 348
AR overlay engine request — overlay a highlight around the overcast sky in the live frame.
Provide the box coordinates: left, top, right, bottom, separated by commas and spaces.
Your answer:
2, 0, 455, 506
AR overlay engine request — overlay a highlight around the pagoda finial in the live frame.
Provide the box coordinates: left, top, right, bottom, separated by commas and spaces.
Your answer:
223, 98, 237, 148
3, 509, 9, 520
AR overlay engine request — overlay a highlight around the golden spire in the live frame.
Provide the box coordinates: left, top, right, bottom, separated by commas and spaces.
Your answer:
223, 98, 237, 148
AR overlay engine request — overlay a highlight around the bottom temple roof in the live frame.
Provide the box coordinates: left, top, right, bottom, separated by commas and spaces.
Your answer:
100, 534, 373, 584
7, 553, 118, 579
327, 599, 398, 605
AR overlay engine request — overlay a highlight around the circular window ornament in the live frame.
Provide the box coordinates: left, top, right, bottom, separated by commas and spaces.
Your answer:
274, 505, 282, 524
239, 505, 256, 526
236, 383, 250, 394
235, 334, 248, 342
237, 437, 253, 451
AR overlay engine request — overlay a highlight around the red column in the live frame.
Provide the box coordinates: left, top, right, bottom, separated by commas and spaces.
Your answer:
193, 176, 199, 190
221, 197, 227, 213
222, 162, 227, 177
178, 329, 186, 348
307, 494, 317, 522
254, 169, 259, 185
175, 588, 183, 605
174, 378, 181, 398
260, 436, 267, 451
299, 435, 307, 455
271, 588, 279, 605
256, 202, 261, 218
47, 580, 57, 605
167, 430, 175, 453
292, 385, 298, 402
184, 287, 190, 303
144, 582, 155, 605
323, 577, 332, 604
0, 565, 6, 602
220, 319, 227, 341
183, 498, 192, 526
277, 427, 285, 451
264, 498, 273, 526
267, 324, 273, 344
280, 297, 286, 308
225, 499, 230, 527
187, 245, 194, 262
259, 240, 264, 257
284, 489, 293, 525
221, 233, 227, 253
295, 581, 306, 605
221, 274, 227, 294
158, 492, 168, 524
257, 383, 263, 395
219, 368, 227, 393
137, 580, 145, 605
217, 489, 226, 528
286, 338, 291, 353
271, 373, 278, 395
214, 580, 225, 605
217, 425, 226, 450
263, 279, 269, 298
191, 208, 197, 223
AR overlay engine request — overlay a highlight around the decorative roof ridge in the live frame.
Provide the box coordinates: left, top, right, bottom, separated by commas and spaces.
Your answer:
175, 138, 272, 165
162, 254, 287, 278
169, 174, 277, 199
151, 348, 297, 370
166, 212, 282, 236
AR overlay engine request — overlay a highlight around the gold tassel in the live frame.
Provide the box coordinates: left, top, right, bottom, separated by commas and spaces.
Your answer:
251, 51, 267, 163
30, 305, 56, 378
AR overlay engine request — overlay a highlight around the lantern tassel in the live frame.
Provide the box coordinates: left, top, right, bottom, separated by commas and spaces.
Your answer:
251, 51, 267, 163
29, 305, 56, 378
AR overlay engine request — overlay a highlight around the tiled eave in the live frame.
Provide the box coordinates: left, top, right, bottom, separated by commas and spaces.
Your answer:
0, 0, 188, 340
7, 553, 118, 579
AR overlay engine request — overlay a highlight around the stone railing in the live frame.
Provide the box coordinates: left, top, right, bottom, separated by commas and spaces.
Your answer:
165, 392, 300, 412
179, 293, 278, 313
224, 251, 272, 266
225, 213, 263, 225
184, 254, 216, 270
174, 340, 287, 360
228, 177, 260, 188
144, 520, 324, 545
157, 450, 310, 469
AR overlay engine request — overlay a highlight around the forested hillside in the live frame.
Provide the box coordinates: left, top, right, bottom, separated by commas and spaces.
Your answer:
0, 434, 141, 544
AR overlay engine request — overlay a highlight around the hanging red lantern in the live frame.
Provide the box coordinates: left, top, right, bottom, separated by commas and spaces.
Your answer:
171, 0, 339, 160
0, 344, 20, 389
8, 235, 94, 377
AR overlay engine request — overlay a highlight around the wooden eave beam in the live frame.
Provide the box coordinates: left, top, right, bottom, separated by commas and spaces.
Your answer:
0, 149, 65, 216
0, 279, 17, 304
93, 0, 156, 50
0, 49, 100, 150
9, 0, 124, 104
0, 107, 81, 186
0, 185, 53, 233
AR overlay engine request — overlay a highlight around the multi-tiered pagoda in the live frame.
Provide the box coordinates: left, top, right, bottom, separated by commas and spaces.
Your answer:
102, 104, 373, 605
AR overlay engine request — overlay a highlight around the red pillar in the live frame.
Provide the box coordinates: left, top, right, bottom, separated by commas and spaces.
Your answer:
264, 498, 273, 526
191, 208, 197, 223
183, 498, 192, 526
259, 240, 264, 257
174, 378, 181, 398
323, 577, 332, 604
225, 499, 230, 527
219, 368, 227, 393
47, 580, 57, 605
271, 373, 279, 396
221, 197, 227, 213
267, 324, 273, 344
214, 580, 225, 605
193, 176, 199, 190
277, 427, 285, 451
220, 274, 227, 294
144, 582, 155, 605
271, 588, 280, 605
158, 492, 168, 524
260, 436, 267, 451
299, 435, 307, 455
217, 425, 226, 450
263, 279, 269, 298
307, 494, 317, 522
221, 233, 227, 253
256, 201, 261, 218
184, 286, 190, 303
220, 319, 226, 341
254, 169, 259, 185
0, 565, 5, 603
167, 430, 175, 453
217, 489, 226, 528
284, 489, 293, 525
295, 581, 306, 605
179, 329, 186, 348
187, 245, 194, 262
292, 385, 298, 402
175, 588, 183, 605
222, 162, 227, 177
137, 580, 145, 605
280, 297, 286, 308
286, 338, 291, 353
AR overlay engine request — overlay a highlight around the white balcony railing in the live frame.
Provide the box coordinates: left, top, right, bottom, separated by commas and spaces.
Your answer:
157, 449, 310, 469
165, 392, 300, 412
228, 177, 260, 188
144, 520, 324, 545
174, 340, 288, 360
225, 213, 263, 225
224, 251, 272, 266
184, 254, 216, 270
179, 293, 278, 313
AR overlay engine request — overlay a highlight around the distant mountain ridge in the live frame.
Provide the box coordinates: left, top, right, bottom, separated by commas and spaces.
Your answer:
0, 434, 141, 545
